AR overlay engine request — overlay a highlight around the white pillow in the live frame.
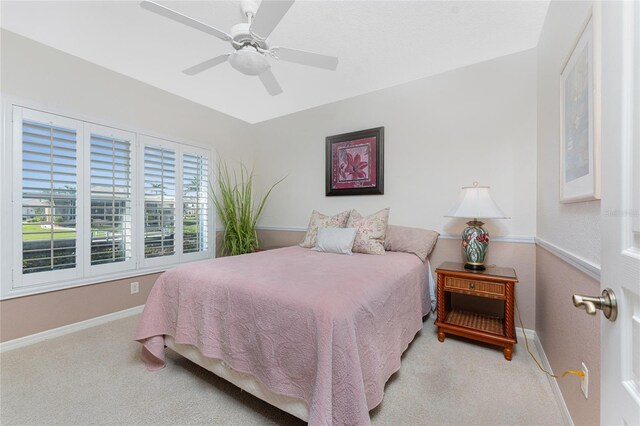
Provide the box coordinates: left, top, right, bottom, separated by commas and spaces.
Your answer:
299, 210, 351, 248
312, 227, 358, 255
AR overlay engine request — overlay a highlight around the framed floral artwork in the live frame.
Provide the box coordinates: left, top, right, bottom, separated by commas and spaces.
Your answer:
559, 9, 601, 203
326, 127, 384, 196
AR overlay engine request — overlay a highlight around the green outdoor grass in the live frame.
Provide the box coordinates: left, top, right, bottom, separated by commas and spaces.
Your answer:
22, 224, 76, 241
184, 225, 198, 234
183, 217, 199, 235
23, 223, 199, 241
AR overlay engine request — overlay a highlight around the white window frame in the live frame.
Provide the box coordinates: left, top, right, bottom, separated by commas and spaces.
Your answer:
85, 123, 138, 277
180, 145, 214, 263
12, 107, 86, 288
139, 135, 181, 269
1, 99, 215, 300
139, 136, 213, 268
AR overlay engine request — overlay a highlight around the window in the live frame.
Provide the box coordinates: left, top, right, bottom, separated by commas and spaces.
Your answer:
21, 118, 78, 274
87, 124, 135, 274
139, 137, 212, 269
182, 151, 209, 254
16, 108, 84, 287
6, 106, 213, 297
143, 142, 176, 260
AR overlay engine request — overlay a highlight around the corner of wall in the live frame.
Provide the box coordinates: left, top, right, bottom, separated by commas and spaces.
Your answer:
534, 1, 601, 425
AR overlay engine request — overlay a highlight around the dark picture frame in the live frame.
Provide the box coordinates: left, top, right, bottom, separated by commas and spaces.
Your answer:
326, 127, 384, 196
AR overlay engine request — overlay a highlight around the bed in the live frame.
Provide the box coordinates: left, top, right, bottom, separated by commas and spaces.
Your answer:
135, 245, 435, 425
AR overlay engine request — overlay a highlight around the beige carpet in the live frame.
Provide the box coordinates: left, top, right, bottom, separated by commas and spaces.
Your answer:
0, 314, 564, 425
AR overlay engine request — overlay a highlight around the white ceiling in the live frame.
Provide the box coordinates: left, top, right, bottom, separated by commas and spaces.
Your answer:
1, 0, 549, 124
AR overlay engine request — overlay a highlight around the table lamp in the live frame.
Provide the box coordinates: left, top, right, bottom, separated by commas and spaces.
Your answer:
445, 182, 508, 270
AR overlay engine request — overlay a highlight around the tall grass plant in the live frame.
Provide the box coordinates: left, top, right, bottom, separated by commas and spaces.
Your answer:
210, 160, 284, 256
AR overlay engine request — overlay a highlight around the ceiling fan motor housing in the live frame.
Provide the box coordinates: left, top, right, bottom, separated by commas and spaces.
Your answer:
231, 23, 268, 49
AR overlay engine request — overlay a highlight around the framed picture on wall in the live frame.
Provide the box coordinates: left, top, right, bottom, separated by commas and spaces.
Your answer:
326, 127, 384, 196
559, 9, 601, 203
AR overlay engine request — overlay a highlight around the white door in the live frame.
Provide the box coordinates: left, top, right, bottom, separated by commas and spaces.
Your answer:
600, 2, 640, 425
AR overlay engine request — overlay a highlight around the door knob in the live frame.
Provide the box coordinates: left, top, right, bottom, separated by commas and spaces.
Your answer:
572, 288, 617, 322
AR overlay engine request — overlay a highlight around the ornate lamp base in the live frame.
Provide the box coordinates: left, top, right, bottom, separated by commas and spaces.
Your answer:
462, 220, 490, 270
465, 263, 486, 271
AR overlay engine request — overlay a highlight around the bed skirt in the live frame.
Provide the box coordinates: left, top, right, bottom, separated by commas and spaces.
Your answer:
165, 336, 310, 421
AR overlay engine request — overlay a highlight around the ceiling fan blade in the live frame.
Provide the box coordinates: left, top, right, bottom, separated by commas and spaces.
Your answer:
140, 0, 232, 42
250, 0, 295, 40
182, 55, 230, 75
271, 47, 338, 71
259, 69, 283, 96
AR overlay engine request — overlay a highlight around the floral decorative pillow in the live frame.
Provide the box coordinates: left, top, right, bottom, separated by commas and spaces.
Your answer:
299, 210, 351, 248
347, 208, 390, 255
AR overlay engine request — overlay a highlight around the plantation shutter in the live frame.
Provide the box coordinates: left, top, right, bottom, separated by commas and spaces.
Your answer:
89, 131, 133, 266
20, 118, 78, 276
143, 144, 176, 259
7, 106, 215, 298
182, 152, 209, 254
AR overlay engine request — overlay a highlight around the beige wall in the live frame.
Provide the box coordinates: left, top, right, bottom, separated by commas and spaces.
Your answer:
258, 229, 536, 327
0, 273, 159, 342
251, 49, 537, 240
535, 1, 601, 423
536, 246, 600, 425
258, 229, 305, 251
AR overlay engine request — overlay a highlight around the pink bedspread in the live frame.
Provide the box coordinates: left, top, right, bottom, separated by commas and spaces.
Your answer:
135, 246, 429, 425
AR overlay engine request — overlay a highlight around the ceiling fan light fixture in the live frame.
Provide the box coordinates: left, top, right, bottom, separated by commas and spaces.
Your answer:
229, 48, 270, 76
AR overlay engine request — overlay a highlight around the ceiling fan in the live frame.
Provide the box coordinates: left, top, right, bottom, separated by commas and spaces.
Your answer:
140, 0, 339, 96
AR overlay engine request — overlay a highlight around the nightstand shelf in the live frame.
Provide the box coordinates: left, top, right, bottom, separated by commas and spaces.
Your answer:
434, 262, 518, 360
445, 310, 504, 335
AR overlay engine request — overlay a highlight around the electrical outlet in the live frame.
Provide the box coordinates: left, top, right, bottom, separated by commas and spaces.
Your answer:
130, 281, 139, 295
581, 362, 589, 399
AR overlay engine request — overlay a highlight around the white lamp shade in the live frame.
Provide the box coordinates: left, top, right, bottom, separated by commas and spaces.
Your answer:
445, 185, 508, 219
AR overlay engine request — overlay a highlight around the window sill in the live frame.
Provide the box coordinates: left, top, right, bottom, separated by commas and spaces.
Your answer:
1, 257, 213, 300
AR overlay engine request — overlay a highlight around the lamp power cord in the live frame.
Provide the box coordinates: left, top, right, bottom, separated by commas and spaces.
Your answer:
515, 298, 584, 379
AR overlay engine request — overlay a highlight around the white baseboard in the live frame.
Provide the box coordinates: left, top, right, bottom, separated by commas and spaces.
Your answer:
531, 332, 574, 426
0, 305, 144, 353
516, 326, 536, 341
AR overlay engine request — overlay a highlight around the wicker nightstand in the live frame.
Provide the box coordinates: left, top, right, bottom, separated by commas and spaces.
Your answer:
434, 262, 518, 360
